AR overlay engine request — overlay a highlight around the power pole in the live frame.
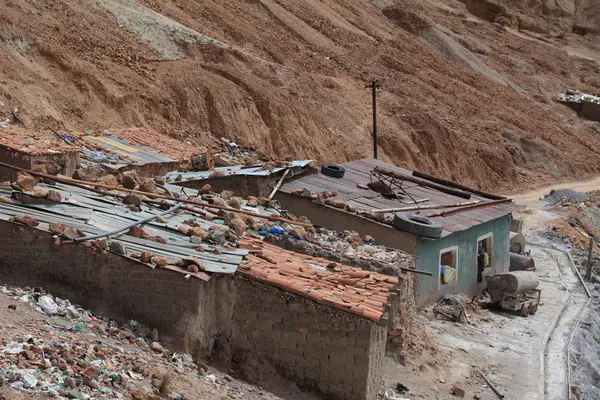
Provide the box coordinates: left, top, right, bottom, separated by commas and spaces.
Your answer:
365, 79, 380, 159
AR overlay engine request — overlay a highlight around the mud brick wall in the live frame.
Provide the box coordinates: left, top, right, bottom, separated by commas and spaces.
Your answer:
174, 175, 276, 198
0, 221, 235, 359
232, 279, 387, 400
0, 148, 79, 181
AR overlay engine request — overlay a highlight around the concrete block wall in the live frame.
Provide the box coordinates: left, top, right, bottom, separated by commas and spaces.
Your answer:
232, 279, 387, 400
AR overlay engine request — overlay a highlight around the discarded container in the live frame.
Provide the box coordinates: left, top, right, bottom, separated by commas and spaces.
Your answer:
38, 296, 59, 315
269, 227, 285, 235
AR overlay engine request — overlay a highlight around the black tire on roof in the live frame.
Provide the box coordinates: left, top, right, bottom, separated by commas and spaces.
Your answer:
392, 213, 443, 238
321, 164, 345, 178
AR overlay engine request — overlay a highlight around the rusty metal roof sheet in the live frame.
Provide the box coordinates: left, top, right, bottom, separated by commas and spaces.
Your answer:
0, 183, 246, 277
280, 158, 523, 237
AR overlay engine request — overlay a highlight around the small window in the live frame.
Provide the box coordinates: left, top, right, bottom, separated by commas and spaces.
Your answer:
477, 234, 493, 283
440, 247, 458, 286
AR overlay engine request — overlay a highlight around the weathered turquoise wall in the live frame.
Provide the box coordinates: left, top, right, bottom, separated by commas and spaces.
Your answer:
414, 215, 511, 306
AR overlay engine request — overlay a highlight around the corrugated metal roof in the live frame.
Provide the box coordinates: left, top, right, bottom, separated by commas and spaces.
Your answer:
0, 182, 247, 277
280, 158, 523, 237
164, 160, 314, 182
83, 135, 177, 166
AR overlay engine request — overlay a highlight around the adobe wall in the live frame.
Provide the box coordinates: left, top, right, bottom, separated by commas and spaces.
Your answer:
174, 175, 275, 198
274, 192, 418, 254
232, 279, 387, 400
121, 161, 181, 178
0, 221, 387, 399
0, 147, 79, 181
0, 220, 233, 359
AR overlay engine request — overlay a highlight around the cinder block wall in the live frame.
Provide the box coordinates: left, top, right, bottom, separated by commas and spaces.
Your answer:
232, 279, 387, 400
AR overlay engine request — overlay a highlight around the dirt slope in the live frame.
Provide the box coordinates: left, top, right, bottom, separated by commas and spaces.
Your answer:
2, 0, 600, 191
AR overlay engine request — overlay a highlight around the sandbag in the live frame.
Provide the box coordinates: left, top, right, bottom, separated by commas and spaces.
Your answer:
510, 253, 535, 271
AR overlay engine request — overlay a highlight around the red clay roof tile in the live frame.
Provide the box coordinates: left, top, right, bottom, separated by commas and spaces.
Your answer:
238, 240, 397, 322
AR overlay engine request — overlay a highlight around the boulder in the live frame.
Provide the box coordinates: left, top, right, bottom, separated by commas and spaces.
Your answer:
46, 190, 62, 202
228, 217, 247, 236
123, 194, 142, 206
188, 227, 208, 240
16, 172, 36, 192
10, 215, 39, 227
228, 197, 243, 210
126, 226, 147, 238
122, 174, 137, 190
152, 257, 168, 267
140, 251, 153, 263
220, 190, 234, 200
97, 175, 118, 187
33, 187, 49, 198
138, 178, 157, 194
246, 196, 258, 207
200, 184, 212, 194
49, 222, 67, 234
288, 227, 307, 239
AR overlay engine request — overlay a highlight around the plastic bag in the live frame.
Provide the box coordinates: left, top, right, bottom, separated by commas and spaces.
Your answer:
38, 296, 59, 315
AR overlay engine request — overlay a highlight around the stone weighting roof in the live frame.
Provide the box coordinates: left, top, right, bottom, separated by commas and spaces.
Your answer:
237, 240, 398, 322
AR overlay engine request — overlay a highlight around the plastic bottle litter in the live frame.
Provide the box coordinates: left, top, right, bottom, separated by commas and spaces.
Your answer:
38, 296, 59, 315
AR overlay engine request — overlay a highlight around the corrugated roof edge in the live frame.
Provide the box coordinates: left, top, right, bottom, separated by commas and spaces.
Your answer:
0, 217, 211, 281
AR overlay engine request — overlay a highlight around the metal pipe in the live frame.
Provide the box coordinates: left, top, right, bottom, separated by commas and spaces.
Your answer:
412, 170, 507, 200
0, 160, 312, 228
426, 198, 514, 218
73, 202, 183, 242
478, 370, 505, 399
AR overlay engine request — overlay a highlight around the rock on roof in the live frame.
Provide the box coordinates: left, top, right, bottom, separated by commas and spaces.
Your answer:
237, 240, 398, 322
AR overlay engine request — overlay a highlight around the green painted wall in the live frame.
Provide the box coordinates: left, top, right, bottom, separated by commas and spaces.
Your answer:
414, 215, 511, 306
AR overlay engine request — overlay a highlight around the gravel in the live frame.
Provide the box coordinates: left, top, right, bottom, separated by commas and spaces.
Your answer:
541, 189, 589, 206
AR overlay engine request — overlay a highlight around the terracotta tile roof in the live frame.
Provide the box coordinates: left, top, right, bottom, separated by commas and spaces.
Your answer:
0, 126, 78, 155
237, 240, 398, 322
77, 128, 204, 161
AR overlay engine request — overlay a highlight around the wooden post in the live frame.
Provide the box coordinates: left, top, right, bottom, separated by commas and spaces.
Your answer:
586, 236, 594, 281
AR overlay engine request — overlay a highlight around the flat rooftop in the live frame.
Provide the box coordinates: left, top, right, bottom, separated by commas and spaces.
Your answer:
280, 158, 522, 237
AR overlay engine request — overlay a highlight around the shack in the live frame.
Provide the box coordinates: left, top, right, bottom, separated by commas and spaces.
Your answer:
276, 159, 522, 306
79, 131, 201, 177
0, 126, 79, 180
0, 179, 391, 400
166, 160, 314, 197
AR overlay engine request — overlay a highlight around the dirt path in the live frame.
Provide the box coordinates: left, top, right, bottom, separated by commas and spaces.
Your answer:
529, 245, 589, 400
512, 176, 600, 208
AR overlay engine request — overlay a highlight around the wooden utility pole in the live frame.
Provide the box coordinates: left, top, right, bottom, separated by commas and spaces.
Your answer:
586, 236, 594, 281
365, 79, 380, 159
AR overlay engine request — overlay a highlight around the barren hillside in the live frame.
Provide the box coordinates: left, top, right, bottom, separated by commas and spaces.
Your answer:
2, 0, 600, 191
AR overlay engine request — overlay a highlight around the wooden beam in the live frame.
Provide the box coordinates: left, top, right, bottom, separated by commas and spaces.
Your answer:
412, 170, 506, 200
0, 161, 313, 228
373, 167, 472, 199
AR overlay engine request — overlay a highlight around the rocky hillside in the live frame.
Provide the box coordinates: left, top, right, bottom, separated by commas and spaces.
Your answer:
1, 0, 600, 191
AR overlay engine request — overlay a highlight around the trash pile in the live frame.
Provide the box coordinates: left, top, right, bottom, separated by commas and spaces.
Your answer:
0, 284, 272, 400
209, 137, 263, 168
